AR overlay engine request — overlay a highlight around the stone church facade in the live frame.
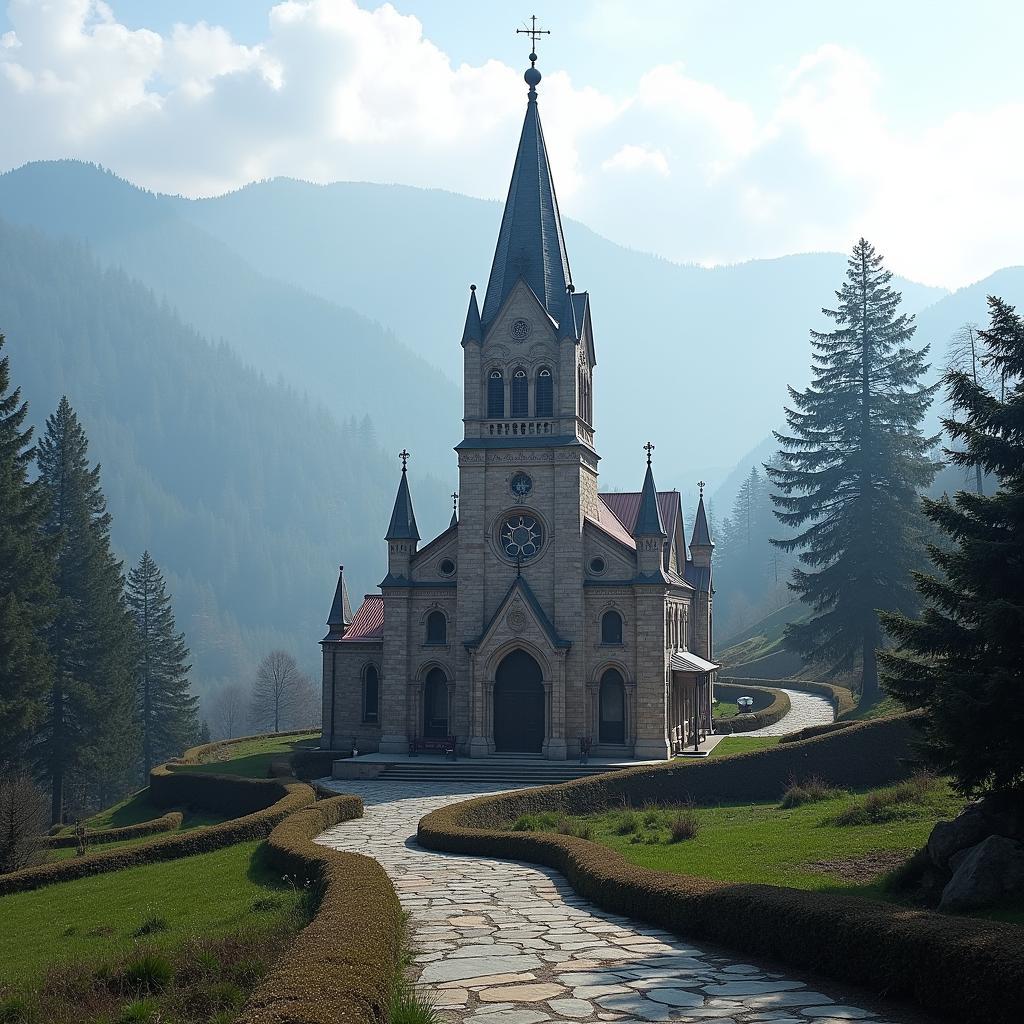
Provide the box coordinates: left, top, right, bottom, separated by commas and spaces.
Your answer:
320, 53, 716, 761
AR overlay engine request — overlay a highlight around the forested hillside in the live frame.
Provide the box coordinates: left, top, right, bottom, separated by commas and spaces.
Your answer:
0, 218, 450, 706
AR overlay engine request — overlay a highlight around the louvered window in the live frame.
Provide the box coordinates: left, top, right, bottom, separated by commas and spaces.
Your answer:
511, 369, 529, 417
536, 368, 553, 417
488, 370, 504, 417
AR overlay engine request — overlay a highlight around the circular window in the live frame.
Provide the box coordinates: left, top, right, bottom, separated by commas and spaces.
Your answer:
589, 556, 606, 575
510, 472, 533, 498
438, 558, 456, 577
500, 513, 544, 562
509, 317, 531, 341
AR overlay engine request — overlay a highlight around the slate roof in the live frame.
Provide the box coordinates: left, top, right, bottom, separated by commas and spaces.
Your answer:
480, 71, 572, 330
326, 565, 353, 630
385, 469, 420, 541
461, 286, 482, 346
691, 492, 713, 547
337, 595, 384, 642
634, 464, 667, 537
684, 563, 712, 593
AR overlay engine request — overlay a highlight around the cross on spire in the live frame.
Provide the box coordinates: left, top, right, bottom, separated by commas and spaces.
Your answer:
517, 14, 550, 64
698, 480, 706, 498
399, 448, 410, 472
644, 441, 655, 467
451, 491, 459, 513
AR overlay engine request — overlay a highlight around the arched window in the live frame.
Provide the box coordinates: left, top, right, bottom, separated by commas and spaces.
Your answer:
536, 367, 553, 417
488, 370, 504, 418
362, 665, 379, 724
601, 609, 623, 645
426, 610, 447, 645
511, 368, 529, 417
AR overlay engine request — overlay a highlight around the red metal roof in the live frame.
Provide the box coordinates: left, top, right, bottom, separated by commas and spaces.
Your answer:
599, 490, 679, 539
340, 595, 385, 641
589, 499, 636, 550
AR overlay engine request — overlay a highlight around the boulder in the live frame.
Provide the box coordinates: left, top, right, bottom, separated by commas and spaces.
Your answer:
939, 835, 1024, 912
927, 802, 988, 869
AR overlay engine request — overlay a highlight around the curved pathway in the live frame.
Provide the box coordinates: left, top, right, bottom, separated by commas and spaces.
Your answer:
742, 688, 834, 737
316, 779, 922, 1024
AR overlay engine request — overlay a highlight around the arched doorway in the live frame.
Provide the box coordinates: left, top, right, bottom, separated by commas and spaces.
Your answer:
493, 650, 545, 752
599, 669, 626, 744
423, 667, 449, 739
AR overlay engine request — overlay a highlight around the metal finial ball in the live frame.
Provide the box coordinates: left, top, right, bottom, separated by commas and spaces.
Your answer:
529, 51, 537, 63
470, 283, 476, 291
524, 66, 541, 87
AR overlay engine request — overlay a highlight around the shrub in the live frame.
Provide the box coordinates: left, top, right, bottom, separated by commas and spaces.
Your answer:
668, 804, 701, 842
642, 809, 660, 828
121, 953, 174, 994
118, 999, 158, 1023
780, 775, 839, 808
0, 996, 31, 1024
832, 774, 938, 826
0, 771, 49, 873
614, 810, 639, 835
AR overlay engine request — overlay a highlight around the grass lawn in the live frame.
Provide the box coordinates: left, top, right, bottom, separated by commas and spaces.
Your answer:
712, 700, 738, 719
707, 736, 781, 758
170, 732, 319, 779
0, 841, 301, 985
845, 695, 903, 721
511, 776, 966, 898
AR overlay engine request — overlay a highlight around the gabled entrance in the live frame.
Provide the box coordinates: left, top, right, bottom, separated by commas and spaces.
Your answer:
493, 649, 545, 752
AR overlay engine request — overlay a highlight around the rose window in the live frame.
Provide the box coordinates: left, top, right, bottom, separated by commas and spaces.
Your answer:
500, 513, 543, 562
509, 317, 531, 341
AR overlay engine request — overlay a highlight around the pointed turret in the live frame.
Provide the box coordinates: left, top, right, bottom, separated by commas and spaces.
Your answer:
689, 481, 714, 570
461, 285, 482, 346
480, 54, 572, 329
325, 564, 354, 637
385, 453, 420, 542
634, 442, 667, 577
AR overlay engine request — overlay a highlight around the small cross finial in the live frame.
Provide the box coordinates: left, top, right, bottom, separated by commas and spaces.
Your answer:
644, 441, 655, 467
517, 14, 550, 65
399, 448, 410, 472
451, 491, 459, 512
698, 480, 706, 498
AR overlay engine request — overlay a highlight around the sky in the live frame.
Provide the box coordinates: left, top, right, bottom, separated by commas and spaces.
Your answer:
1, 0, 1022, 289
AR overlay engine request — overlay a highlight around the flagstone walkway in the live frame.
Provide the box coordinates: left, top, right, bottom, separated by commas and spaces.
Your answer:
743, 688, 834, 736
316, 779, 924, 1024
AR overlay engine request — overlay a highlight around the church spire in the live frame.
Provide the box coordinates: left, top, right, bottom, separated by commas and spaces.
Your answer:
385, 449, 420, 541
633, 442, 667, 539
326, 564, 354, 635
461, 284, 482, 346
480, 33, 572, 329
690, 480, 714, 564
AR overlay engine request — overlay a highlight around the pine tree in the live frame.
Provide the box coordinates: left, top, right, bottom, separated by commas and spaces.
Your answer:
34, 397, 138, 822
881, 297, 1024, 794
0, 333, 55, 766
126, 551, 197, 775
768, 239, 940, 704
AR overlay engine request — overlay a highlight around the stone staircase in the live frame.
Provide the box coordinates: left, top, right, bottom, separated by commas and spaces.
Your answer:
377, 753, 637, 785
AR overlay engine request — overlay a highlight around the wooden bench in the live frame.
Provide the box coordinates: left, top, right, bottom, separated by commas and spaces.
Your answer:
409, 735, 457, 758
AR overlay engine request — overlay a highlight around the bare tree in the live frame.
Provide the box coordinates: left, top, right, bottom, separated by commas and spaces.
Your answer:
249, 651, 308, 733
210, 683, 249, 739
0, 771, 50, 873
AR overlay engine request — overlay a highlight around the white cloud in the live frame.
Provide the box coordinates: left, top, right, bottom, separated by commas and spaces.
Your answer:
0, 0, 1019, 288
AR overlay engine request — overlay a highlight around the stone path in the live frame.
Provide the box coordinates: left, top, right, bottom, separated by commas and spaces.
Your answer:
743, 688, 834, 737
317, 779, 923, 1024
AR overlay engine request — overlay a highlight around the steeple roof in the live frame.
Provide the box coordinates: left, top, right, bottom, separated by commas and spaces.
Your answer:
461, 285, 482, 346
634, 462, 667, 538
690, 490, 713, 548
480, 62, 572, 329
385, 464, 420, 541
326, 564, 354, 630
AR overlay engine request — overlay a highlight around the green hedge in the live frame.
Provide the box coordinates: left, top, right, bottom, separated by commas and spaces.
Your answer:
779, 720, 859, 744
713, 683, 790, 733
44, 810, 183, 849
237, 795, 402, 1024
416, 712, 1021, 1024
0, 771, 315, 894
178, 729, 319, 767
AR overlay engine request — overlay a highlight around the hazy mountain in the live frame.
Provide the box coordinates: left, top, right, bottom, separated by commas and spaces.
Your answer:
0, 217, 451, 707
0, 161, 954, 495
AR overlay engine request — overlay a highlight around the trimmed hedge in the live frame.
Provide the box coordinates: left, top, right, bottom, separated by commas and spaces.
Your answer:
780, 719, 859, 745
417, 713, 1022, 1024
178, 729, 319, 768
0, 771, 315, 894
45, 810, 183, 849
237, 795, 402, 1024
713, 682, 790, 734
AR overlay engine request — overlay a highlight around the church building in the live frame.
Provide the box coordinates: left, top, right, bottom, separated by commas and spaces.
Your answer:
320, 46, 717, 761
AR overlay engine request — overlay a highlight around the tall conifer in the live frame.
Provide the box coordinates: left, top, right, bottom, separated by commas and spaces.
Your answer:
881, 297, 1024, 794
127, 551, 197, 774
35, 397, 137, 821
768, 239, 940, 703
0, 333, 55, 765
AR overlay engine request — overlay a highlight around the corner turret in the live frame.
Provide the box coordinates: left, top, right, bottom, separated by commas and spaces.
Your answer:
325, 564, 354, 638
633, 442, 668, 577
385, 449, 419, 579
